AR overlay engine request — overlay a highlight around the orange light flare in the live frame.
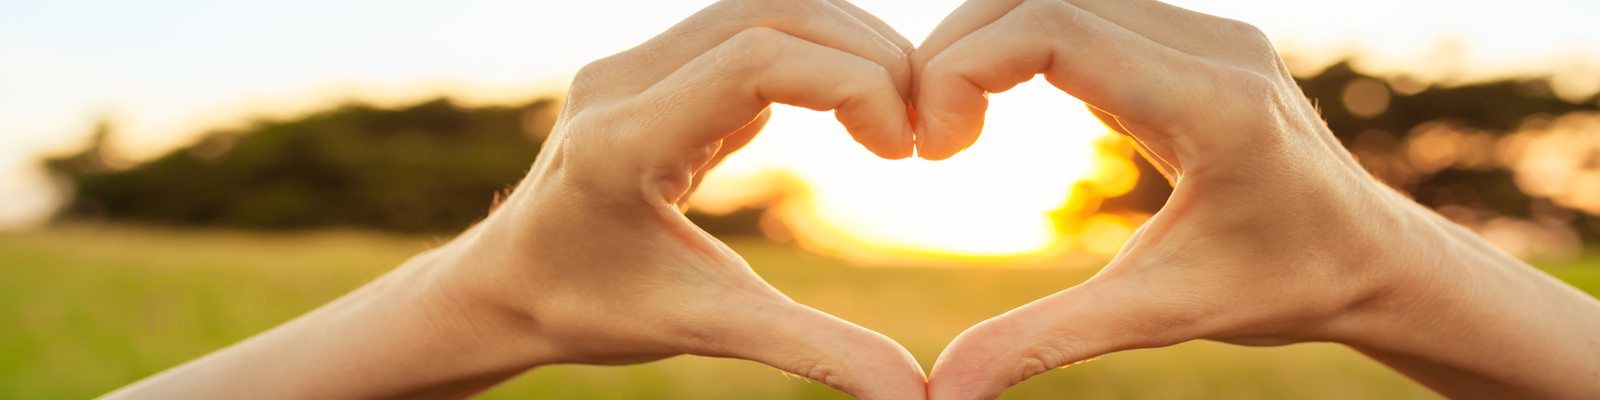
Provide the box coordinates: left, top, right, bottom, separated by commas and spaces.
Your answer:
690, 79, 1149, 267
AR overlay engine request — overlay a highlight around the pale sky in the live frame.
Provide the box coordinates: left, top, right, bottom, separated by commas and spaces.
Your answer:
4, 0, 1600, 229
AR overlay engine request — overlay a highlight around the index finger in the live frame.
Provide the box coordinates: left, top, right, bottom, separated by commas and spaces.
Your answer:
824, 0, 915, 52
642, 28, 916, 158
912, 0, 1203, 159
913, 0, 1256, 69
572, 0, 914, 109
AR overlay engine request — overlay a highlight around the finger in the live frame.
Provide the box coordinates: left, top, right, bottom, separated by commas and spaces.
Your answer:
1061, 0, 1279, 70
911, 0, 1024, 67
915, 0, 1264, 69
703, 107, 770, 175
1086, 107, 1179, 182
679, 108, 772, 210
928, 272, 1204, 400
824, 0, 915, 52
713, 299, 928, 400
572, 0, 913, 108
639, 27, 915, 161
914, 0, 1203, 159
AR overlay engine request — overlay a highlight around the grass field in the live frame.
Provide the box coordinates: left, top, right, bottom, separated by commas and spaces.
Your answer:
2, 225, 1597, 399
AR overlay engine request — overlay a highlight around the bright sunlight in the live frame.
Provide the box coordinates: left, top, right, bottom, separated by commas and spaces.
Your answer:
692, 79, 1144, 263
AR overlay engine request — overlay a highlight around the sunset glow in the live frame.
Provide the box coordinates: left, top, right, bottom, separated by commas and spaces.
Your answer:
7, 0, 1596, 264
693, 80, 1143, 263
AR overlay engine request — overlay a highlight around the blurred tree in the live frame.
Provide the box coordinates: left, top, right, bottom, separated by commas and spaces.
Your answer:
46, 97, 769, 235
1101, 60, 1600, 247
49, 98, 546, 232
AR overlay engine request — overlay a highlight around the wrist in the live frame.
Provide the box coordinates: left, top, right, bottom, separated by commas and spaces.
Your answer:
1313, 188, 1520, 348
1315, 208, 1600, 397
405, 227, 567, 369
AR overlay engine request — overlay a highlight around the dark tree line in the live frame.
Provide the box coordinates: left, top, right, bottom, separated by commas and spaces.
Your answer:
46, 97, 770, 235
49, 99, 548, 232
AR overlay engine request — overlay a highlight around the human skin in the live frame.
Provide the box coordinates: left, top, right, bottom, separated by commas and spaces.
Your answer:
101, 0, 930, 399
909, 0, 1600, 399
101, 0, 1600, 399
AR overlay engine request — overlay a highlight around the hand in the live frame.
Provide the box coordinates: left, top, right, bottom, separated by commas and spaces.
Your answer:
105, 1, 929, 399
460, 0, 926, 398
910, 0, 1600, 399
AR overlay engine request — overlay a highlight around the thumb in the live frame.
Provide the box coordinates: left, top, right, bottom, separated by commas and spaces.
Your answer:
711, 298, 928, 400
679, 108, 771, 209
927, 271, 1200, 400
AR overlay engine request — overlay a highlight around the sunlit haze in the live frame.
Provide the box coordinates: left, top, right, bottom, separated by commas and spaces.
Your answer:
693, 81, 1128, 262
5, 0, 1600, 262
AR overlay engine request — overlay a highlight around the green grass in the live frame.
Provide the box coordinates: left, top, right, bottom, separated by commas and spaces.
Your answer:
2, 226, 1595, 399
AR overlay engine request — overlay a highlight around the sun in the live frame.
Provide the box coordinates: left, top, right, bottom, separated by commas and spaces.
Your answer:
691, 78, 1139, 264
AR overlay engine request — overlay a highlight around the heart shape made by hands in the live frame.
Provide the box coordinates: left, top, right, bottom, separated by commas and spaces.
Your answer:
517, 1, 1410, 399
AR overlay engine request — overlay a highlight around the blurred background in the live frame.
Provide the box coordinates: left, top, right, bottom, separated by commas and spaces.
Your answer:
4, 0, 1600, 398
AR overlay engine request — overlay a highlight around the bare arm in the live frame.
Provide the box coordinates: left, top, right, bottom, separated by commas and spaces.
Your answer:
1342, 209, 1600, 399
909, 0, 1600, 398
101, 226, 555, 399
103, 0, 928, 398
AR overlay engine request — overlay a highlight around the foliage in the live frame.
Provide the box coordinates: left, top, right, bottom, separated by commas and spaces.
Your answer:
47, 99, 547, 232
1103, 61, 1600, 242
43, 61, 1600, 241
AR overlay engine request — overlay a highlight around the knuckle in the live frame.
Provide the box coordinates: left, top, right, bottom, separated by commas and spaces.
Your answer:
919, 52, 956, 79
724, 0, 817, 22
782, 0, 829, 13
573, 56, 612, 81
1015, 344, 1069, 384
1197, 16, 1286, 73
550, 110, 643, 200
1231, 69, 1289, 121
1017, 0, 1078, 35
572, 60, 604, 84
560, 104, 630, 158
1190, 65, 1292, 139
1113, 66, 1188, 127
792, 357, 842, 388
719, 27, 788, 73
1219, 18, 1278, 62
566, 57, 617, 106
957, 317, 1072, 386
729, 25, 785, 44
1217, 17, 1269, 45
857, 63, 896, 93
918, 51, 975, 89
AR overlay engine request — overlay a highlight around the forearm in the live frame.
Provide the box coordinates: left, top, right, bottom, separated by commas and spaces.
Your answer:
104, 230, 546, 399
1335, 205, 1600, 399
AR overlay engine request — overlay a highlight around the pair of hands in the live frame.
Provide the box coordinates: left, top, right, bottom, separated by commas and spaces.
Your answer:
454, 0, 1600, 399
110, 1, 1599, 399
467, 0, 1411, 398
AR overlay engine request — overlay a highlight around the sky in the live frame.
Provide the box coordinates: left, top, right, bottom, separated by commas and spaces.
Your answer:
3, 0, 1600, 257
